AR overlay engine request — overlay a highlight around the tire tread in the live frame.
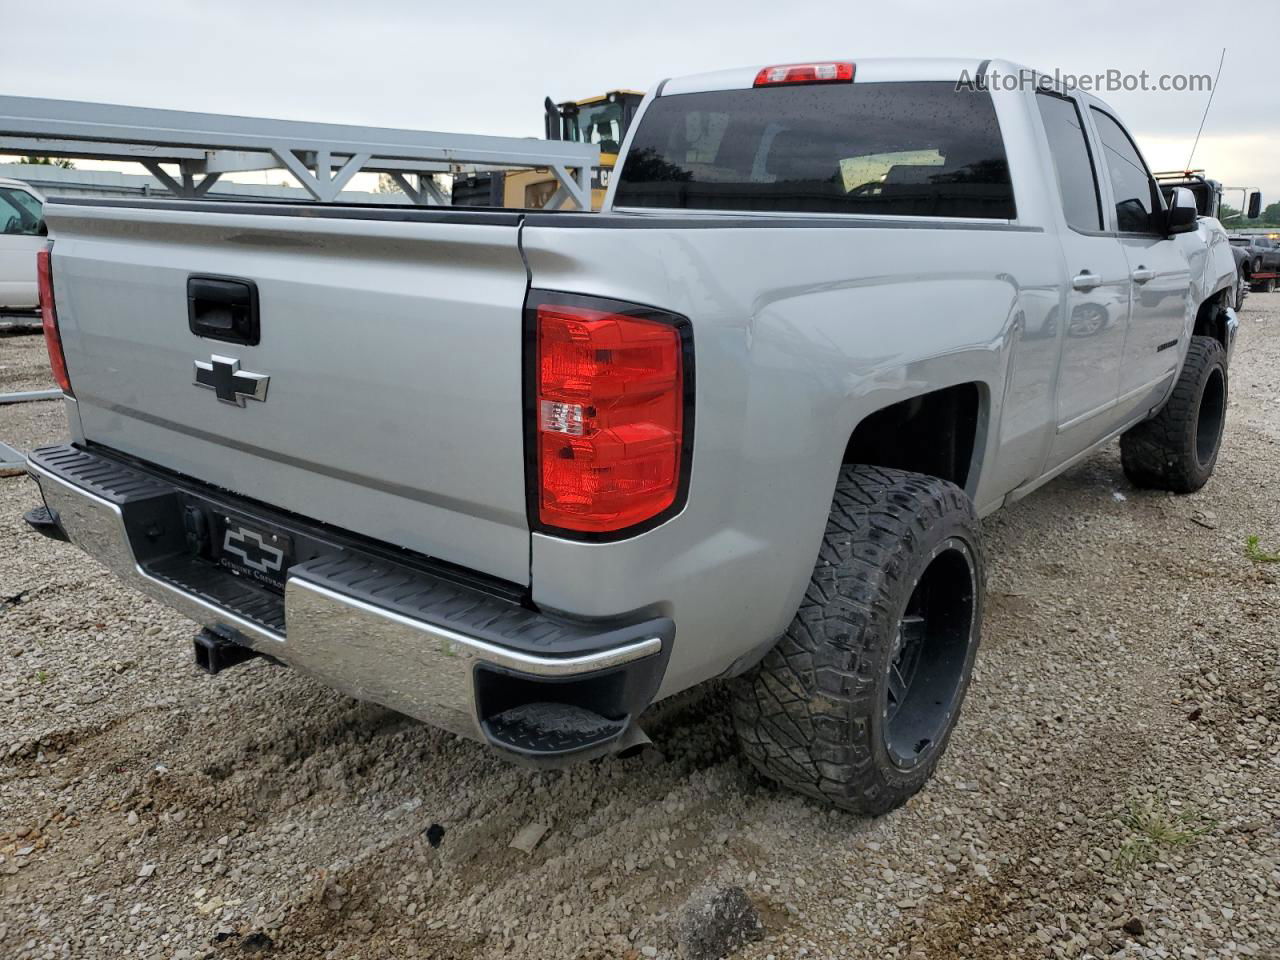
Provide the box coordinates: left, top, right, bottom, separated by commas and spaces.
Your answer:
730, 465, 983, 815
1120, 336, 1226, 493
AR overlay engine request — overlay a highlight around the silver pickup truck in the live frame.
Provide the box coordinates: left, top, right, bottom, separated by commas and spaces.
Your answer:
24, 58, 1238, 814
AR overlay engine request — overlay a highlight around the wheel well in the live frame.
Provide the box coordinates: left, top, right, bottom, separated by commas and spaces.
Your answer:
1193, 294, 1230, 353
842, 383, 981, 489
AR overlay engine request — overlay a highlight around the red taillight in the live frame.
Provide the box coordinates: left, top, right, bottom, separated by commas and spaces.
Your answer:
753, 61, 855, 87
36, 248, 72, 396
533, 299, 689, 535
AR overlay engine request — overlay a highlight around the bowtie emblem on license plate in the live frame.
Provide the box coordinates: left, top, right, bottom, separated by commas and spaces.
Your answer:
222, 526, 285, 574
217, 520, 293, 591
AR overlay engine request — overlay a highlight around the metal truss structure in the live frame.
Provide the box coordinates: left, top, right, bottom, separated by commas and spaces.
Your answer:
0, 95, 598, 209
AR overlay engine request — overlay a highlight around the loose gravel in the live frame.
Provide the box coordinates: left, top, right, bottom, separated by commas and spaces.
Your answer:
1, 302, 1277, 960
0, 335, 65, 458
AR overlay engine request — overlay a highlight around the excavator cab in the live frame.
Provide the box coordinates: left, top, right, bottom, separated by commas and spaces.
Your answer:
542, 91, 645, 208
451, 90, 644, 211
545, 91, 645, 162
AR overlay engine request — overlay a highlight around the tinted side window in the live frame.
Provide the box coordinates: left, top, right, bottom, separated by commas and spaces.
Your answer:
0, 188, 43, 236
1090, 109, 1159, 233
1035, 93, 1102, 231
0, 195, 18, 235
615, 81, 1015, 219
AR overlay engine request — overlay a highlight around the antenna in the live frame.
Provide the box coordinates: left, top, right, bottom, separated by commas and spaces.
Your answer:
1185, 48, 1226, 171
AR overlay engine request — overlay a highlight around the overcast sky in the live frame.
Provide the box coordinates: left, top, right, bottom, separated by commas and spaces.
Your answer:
6, 0, 1279, 208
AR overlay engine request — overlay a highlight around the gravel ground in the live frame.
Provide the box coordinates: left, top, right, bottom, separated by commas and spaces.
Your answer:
1, 303, 1277, 960
0, 334, 56, 393
0, 336, 65, 459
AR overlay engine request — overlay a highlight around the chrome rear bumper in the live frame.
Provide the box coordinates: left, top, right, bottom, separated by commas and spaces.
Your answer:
26, 445, 670, 752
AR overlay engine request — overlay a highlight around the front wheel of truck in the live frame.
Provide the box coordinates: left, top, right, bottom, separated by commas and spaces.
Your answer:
1119, 335, 1227, 494
730, 465, 985, 815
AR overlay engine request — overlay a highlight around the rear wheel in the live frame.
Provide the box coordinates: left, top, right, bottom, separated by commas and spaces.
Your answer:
730, 466, 984, 815
1120, 336, 1227, 493
1265, 278, 1277, 294
1233, 275, 1246, 311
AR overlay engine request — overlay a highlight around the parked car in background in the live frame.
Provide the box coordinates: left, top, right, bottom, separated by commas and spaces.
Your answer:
1229, 235, 1280, 291
0, 177, 46, 311
24, 58, 1239, 814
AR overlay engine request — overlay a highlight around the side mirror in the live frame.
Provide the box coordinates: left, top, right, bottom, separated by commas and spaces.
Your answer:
1247, 190, 1262, 219
1166, 186, 1198, 235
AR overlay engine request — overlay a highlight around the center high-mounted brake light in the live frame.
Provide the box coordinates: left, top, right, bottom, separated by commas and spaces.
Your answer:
529, 295, 692, 537
753, 62, 855, 87
36, 247, 73, 396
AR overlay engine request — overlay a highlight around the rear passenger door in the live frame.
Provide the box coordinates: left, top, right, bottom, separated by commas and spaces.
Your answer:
1089, 108, 1192, 418
1035, 91, 1133, 467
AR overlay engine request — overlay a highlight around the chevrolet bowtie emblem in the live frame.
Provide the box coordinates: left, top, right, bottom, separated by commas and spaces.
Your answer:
222, 527, 285, 574
194, 355, 270, 406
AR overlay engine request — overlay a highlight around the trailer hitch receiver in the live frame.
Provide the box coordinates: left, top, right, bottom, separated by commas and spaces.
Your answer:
193, 627, 260, 675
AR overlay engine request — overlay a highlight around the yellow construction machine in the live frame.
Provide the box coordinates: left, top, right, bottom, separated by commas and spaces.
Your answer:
452, 90, 645, 211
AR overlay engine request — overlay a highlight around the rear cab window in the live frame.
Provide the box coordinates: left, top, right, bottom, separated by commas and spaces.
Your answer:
614, 81, 1015, 219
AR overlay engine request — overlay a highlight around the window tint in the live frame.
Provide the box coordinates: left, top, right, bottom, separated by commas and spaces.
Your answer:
0, 188, 43, 236
1036, 93, 1102, 231
1090, 109, 1159, 233
615, 81, 1015, 219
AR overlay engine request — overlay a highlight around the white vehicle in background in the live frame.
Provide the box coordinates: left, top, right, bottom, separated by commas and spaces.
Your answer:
0, 177, 46, 311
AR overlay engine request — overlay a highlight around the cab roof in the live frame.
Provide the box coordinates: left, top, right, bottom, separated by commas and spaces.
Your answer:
563, 90, 646, 107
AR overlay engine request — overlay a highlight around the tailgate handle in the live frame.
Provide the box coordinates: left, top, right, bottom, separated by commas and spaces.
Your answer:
188, 276, 260, 346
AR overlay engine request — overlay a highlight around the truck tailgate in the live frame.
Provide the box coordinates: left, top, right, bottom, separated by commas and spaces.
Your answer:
46, 201, 531, 585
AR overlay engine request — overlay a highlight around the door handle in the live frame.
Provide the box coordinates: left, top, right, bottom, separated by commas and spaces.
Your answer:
187, 275, 260, 345
1131, 267, 1155, 284
1071, 271, 1102, 291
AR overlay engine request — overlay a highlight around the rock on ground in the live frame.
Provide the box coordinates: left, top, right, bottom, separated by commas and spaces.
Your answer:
675, 885, 763, 960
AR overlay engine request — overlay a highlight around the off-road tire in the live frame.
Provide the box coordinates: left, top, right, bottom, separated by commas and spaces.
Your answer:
1233, 275, 1245, 312
1120, 335, 1227, 493
730, 465, 984, 815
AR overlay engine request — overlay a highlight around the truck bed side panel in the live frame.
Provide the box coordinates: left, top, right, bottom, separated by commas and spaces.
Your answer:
521, 218, 1063, 695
